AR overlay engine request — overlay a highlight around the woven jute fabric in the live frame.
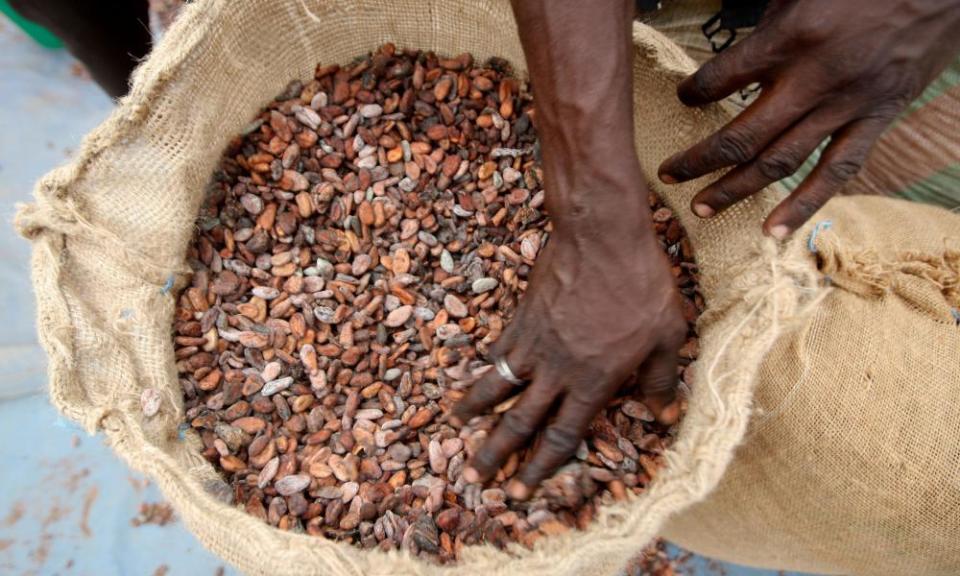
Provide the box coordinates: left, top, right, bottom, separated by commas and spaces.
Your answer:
664, 194, 960, 576
15, 1, 960, 574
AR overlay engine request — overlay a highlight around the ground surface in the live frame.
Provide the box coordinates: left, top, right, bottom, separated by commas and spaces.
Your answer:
0, 15, 807, 576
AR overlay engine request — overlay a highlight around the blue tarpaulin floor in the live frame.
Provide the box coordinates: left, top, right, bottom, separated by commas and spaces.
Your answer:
0, 14, 808, 576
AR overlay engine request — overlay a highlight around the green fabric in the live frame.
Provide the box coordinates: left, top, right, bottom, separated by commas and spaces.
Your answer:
895, 163, 960, 210
779, 141, 827, 194
0, 0, 63, 48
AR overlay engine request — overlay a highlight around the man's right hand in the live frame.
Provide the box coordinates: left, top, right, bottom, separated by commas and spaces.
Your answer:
452, 172, 685, 499
451, 0, 685, 499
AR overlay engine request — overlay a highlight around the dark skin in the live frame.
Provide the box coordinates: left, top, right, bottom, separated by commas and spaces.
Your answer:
661, 0, 960, 237
451, 0, 686, 499
454, 0, 960, 499
9, 0, 152, 98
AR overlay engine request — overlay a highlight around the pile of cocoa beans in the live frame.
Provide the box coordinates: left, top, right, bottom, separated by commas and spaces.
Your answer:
174, 44, 702, 563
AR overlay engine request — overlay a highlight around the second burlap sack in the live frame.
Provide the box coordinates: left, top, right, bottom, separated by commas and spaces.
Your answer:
16, 1, 959, 574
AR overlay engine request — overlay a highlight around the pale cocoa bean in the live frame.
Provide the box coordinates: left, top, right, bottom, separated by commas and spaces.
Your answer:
622, 400, 655, 422
261, 361, 282, 382
470, 277, 498, 294
262, 377, 293, 396
315, 485, 343, 500
428, 440, 447, 475
443, 294, 468, 318
275, 474, 311, 496
383, 305, 413, 327
238, 331, 269, 349
360, 103, 383, 118
258, 457, 280, 488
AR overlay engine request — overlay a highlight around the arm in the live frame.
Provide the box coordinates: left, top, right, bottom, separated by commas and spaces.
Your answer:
9, 0, 151, 97
452, 0, 685, 499
659, 0, 960, 237
510, 0, 645, 228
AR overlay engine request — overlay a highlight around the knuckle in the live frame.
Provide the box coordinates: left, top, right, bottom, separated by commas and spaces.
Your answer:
473, 447, 500, 471
867, 104, 903, 124
451, 402, 471, 418
790, 17, 830, 48
706, 181, 740, 208
500, 411, 536, 439
472, 385, 498, 405
715, 128, 756, 165
452, 403, 479, 422
542, 425, 582, 455
866, 76, 913, 112
824, 158, 863, 184
667, 154, 693, 180
756, 149, 802, 181
792, 191, 828, 220
454, 392, 479, 412
467, 381, 500, 407
644, 376, 677, 396
519, 464, 546, 484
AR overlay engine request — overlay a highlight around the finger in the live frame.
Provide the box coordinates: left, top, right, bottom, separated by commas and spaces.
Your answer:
634, 346, 680, 425
764, 116, 889, 239
677, 31, 777, 107
463, 375, 559, 483
507, 393, 599, 499
690, 107, 844, 217
659, 81, 813, 184
455, 274, 544, 424
452, 344, 530, 424
485, 310, 522, 360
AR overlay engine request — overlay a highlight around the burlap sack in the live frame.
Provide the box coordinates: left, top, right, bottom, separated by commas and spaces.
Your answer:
15, 1, 960, 574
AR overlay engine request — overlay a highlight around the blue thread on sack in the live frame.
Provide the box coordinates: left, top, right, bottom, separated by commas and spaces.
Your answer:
807, 220, 832, 254
160, 274, 175, 294
952, 309, 960, 325
178, 423, 190, 440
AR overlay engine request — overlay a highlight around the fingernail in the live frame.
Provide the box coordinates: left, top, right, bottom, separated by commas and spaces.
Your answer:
659, 172, 677, 185
463, 467, 480, 484
506, 479, 530, 500
693, 203, 714, 218
769, 224, 790, 240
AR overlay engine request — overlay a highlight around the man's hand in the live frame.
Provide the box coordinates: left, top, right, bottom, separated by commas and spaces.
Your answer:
451, 0, 685, 499
658, 0, 960, 238
452, 194, 685, 499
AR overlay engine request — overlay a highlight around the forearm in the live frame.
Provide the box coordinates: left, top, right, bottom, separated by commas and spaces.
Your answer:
511, 0, 650, 232
8, 0, 151, 98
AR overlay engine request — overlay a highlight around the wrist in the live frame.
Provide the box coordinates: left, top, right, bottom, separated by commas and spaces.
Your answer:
542, 158, 656, 242
547, 185, 658, 249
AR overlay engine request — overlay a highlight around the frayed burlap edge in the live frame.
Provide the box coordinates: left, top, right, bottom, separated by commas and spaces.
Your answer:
14, 1, 825, 573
